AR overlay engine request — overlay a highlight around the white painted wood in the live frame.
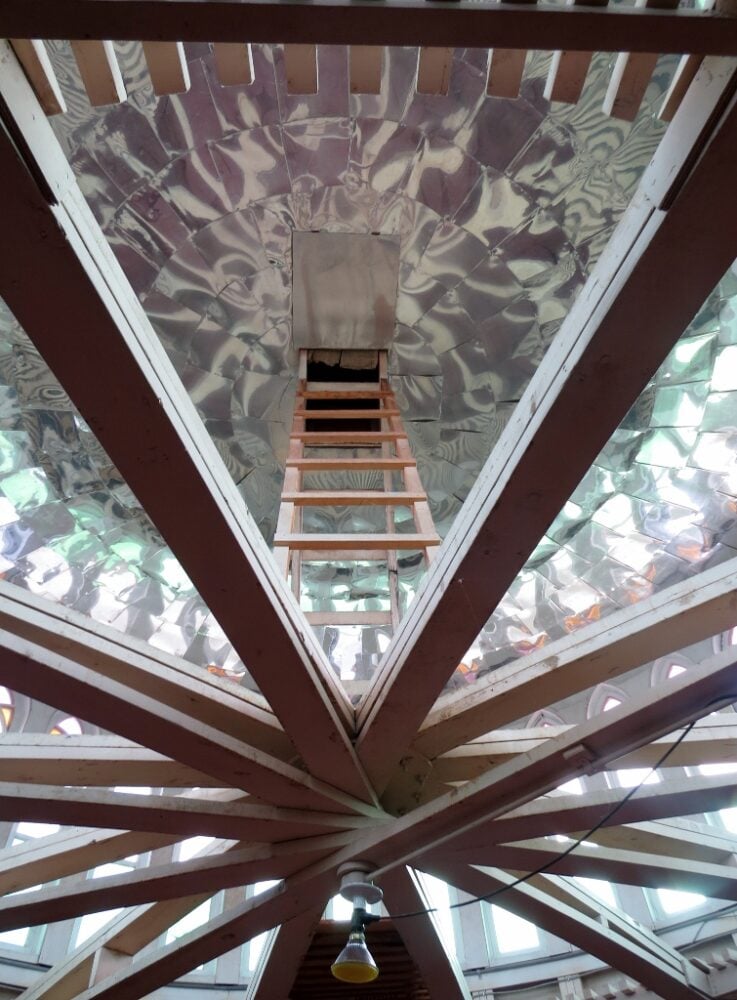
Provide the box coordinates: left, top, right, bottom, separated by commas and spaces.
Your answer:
426, 861, 709, 1000
69, 40, 126, 105
382, 866, 472, 1000
357, 57, 737, 790
248, 905, 325, 999
0, 629, 372, 815
415, 557, 737, 760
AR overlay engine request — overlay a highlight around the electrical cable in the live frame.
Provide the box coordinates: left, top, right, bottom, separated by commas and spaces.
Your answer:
389, 693, 737, 921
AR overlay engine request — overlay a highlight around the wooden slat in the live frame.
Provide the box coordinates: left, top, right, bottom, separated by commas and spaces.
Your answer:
603, 0, 679, 121
416, 47, 452, 95
282, 490, 424, 505
284, 43, 318, 92
544, 0, 608, 104
659, 53, 703, 121
213, 42, 254, 86
487, 48, 527, 98
305, 611, 393, 626
274, 533, 440, 550
287, 457, 415, 470
245, 905, 325, 999
350, 44, 382, 93
299, 387, 391, 399
70, 40, 126, 106
295, 408, 399, 418
9, 39, 66, 114
293, 431, 403, 442
141, 41, 190, 95
299, 549, 390, 561
3, 3, 737, 55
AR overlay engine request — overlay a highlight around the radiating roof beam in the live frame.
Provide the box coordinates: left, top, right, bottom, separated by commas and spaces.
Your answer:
357, 55, 737, 791
246, 904, 325, 1000
0, 41, 375, 807
381, 866, 472, 1000
424, 861, 711, 1000
414, 556, 737, 760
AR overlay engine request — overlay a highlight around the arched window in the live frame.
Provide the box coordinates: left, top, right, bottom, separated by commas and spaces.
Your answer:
0, 687, 13, 733
49, 716, 82, 736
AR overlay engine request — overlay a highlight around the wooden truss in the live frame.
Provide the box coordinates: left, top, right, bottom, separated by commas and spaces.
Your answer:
0, 13, 737, 999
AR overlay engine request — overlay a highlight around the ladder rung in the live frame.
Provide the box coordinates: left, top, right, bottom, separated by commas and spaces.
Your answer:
288, 458, 414, 471
282, 491, 425, 506
275, 533, 441, 550
304, 611, 393, 626
294, 409, 400, 419
299, 550, 390, 561
299, 390, 392, 400
294, 432, 403, 443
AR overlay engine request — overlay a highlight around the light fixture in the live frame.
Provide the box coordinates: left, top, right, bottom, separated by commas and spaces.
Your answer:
331, 862, 383, 984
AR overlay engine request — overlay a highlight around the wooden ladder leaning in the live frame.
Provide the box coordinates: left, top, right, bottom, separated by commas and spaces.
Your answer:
273, 351, 441, 633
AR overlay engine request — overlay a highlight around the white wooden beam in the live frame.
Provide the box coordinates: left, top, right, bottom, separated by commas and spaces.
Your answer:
0, 837, 346, 933
66, 647, 737, 999
482, 839, 737, 900
420, 540, 737, 767
0, 828, 180, 896
426, 860, 710, 1000
434, 715, 737, 783
448, 772, 737, 849
0, 735, 216, 788
0, 580, 292, 762
381, 866, 472, 1000
247, 904, 325, 999
0, 629, 374, 815
2, 2, 737, 53
0, 782, 376, 840
358, 56, 737, 791
0, 42, 374, 807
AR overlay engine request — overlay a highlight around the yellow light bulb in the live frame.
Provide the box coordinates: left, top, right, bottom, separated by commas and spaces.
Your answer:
331, 930, 379, 983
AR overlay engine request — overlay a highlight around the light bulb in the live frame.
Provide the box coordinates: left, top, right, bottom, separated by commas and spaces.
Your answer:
331, 928, 379, 983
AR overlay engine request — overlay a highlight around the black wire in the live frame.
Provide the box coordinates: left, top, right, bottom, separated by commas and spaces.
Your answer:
389, 694, 737, 921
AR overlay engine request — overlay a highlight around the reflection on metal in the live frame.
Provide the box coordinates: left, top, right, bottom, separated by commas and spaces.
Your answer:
274, 351, 439, 690
292, 233, 400, 350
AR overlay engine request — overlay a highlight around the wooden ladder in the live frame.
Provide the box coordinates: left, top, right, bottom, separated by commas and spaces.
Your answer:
274, 351, 440, 633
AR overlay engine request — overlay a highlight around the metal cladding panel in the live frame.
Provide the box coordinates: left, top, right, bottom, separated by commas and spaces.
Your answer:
292, 231, 399, 349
